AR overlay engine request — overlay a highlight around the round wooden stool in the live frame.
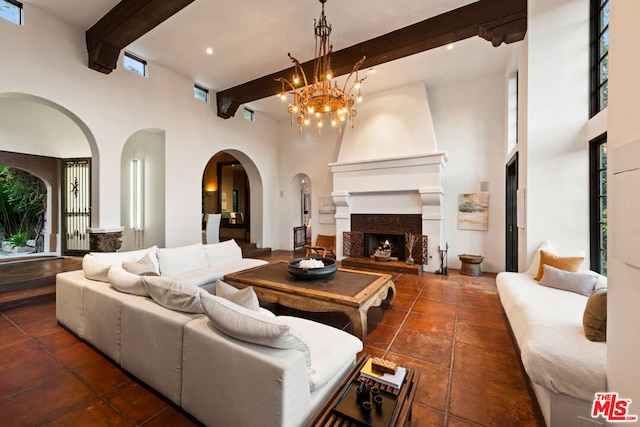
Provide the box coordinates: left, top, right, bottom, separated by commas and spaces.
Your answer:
458, 254, 484, 276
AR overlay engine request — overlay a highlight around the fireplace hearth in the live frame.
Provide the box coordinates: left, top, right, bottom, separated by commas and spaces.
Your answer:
343, 214, 427, 264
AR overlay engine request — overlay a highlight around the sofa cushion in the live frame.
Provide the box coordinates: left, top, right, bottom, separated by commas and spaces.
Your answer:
204, 239, 243, 267
534, 250, 584, 281
107, 266, 149, 296
157, 243, 208, 276
583, 288, 607, 342
284, 316, 363, 391
538, 265, 598, 296
142, 276, 205, 313
123, 251, 159, 276
201, 293, 311, 365
90, 247, 158, 270
82, 254, 111, 282
215, 279, 260, 311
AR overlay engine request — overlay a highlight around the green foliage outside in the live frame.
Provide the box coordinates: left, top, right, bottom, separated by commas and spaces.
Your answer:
0, 165, 47, 247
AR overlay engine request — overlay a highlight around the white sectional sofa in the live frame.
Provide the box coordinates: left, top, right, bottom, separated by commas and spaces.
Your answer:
56, 240, 363, 427
496, 244, 607, 427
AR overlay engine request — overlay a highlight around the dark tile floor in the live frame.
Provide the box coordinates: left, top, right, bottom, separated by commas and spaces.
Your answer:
0, 251, 546, 426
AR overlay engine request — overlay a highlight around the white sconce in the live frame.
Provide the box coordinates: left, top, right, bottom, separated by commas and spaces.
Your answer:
130, 158, 144, 230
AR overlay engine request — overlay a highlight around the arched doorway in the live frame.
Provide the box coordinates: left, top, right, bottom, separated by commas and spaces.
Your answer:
202, 151, 262, 246
0, 93, 98, 256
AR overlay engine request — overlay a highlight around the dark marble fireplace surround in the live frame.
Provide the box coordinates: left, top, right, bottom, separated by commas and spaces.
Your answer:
344, 214, 426, 263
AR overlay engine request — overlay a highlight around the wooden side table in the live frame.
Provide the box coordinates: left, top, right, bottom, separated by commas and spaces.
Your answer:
306, 355, 420, 426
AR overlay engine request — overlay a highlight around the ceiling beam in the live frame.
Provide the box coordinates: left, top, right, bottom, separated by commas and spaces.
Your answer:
86, 0, 195, 74
216, 0, 526, 119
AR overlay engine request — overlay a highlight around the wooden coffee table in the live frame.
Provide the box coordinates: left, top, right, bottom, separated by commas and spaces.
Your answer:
305, 354, 420, 426
222, 261, 396, 340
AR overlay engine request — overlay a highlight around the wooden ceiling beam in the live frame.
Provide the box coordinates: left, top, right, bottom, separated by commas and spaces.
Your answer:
217, 0, 526, 118
86, 0, 195, 74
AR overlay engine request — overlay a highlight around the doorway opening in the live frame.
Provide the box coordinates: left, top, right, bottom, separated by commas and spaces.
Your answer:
202, 152, 250, 244
505, 153, 518, 272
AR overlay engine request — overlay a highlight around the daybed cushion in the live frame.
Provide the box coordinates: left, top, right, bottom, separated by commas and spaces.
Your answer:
583, 288, 607, 342
201, 293, 311, 365
142, 276, 206, 314
496, 272, 606, 401
538, 264, 598, 296
157, 243, 208, 276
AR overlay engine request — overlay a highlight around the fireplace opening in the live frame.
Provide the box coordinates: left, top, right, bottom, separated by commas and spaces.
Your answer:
365, 233, 406, 261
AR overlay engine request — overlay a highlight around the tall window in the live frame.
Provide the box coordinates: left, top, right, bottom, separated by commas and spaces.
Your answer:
590, 0, 609, 117
0, 0, 22, 25
589, 133, 607, 275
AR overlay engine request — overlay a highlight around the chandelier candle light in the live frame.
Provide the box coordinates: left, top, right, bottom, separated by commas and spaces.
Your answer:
276, 0, 366, 135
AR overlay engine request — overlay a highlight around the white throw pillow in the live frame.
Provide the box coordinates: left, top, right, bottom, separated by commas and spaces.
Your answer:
157, 243, 208, 276
122, 251, 159, 276
525, 241, 554, 276
215, 279, 260, 311
82, 254, 111, 282
142, 276, 205, 313
539, 264, 598, 296
204, 239, 243, 267
201, 293, 311, 366
89, 248, 153, 268
107, 266, 149, 296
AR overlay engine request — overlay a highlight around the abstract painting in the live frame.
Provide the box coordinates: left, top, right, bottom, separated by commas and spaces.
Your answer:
457, 193, 489, 231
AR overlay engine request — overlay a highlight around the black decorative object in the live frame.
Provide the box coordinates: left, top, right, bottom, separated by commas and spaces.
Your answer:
436, 243, 449, 275
287, 257, 337, 280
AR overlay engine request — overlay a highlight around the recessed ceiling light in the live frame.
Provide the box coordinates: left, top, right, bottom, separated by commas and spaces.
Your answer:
206, 47, 213, 55
368, 68, 376, 73
447, 44, 454, 50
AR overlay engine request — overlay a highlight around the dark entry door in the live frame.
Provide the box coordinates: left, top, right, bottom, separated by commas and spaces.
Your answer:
62, 158, 91, 255
505, 153, 518, 272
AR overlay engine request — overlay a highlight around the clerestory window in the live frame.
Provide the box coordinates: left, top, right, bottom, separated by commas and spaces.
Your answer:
590, 0, 609, 117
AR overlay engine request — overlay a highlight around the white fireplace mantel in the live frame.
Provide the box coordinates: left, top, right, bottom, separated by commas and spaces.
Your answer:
330, 152, 447, 272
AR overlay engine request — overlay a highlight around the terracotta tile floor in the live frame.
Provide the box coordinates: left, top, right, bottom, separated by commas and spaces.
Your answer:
0, 251, 546, 426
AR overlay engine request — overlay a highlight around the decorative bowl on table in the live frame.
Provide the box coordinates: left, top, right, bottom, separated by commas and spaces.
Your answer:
287, 257, 337, 280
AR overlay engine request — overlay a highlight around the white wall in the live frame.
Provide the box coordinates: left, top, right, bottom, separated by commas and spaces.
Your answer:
337, 82, 438, 162
429, 73, 506, 272
520, 0, 591, 269
120, 130, 166, 251
276, 122, 342, 250
607, 0, 640, 410
0, 3, 280, 249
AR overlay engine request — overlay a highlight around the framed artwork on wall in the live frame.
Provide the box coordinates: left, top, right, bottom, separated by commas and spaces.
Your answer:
457, 193, 489, 231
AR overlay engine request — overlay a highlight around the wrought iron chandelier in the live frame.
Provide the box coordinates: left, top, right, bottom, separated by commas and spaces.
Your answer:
276, 0, 365, 135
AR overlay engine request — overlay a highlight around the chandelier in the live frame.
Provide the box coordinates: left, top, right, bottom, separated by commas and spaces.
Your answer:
276, 0, 365, 135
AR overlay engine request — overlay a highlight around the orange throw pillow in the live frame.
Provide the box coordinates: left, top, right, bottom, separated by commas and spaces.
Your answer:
534, 250, 584, 281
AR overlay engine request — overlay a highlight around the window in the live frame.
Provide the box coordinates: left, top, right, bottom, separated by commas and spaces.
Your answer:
589, 133, 607, 275
590, 0, 609, 117
194, 85, 209, 103
0, 0, 22, 25
123, 52, 147, 76
243, 107, 255, 122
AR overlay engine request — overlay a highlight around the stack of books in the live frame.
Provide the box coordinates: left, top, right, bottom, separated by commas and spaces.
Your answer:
360, 357, 407, 389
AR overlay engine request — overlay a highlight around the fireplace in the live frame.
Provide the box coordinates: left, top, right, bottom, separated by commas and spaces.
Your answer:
343, 214, 427, 264
330, 151, 447, 271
